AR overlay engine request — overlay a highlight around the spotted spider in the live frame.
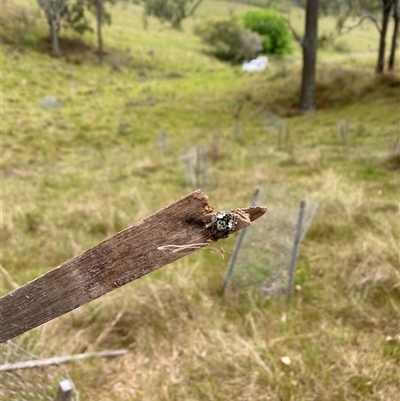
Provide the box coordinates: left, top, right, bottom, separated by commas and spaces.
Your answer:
206, 211, 237, 239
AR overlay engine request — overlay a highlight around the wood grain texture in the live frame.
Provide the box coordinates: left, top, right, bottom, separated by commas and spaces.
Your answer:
0, 190, 267, 343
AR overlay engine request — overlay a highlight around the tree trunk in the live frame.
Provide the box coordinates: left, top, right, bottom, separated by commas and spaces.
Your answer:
96, 0, 103, 64
388, 0, 399, 71
376, 0, 393, 73
299, 0, 319, 110
50, 20, 60, 56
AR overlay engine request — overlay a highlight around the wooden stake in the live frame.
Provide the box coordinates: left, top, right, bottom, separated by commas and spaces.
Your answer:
54, 379, 73, 401
0, 190, 267, 343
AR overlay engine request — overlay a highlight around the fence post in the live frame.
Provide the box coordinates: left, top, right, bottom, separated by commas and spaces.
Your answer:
180, 148, 197, 188
54, 379, 73, 401
232, 121, 243, 138
287, 199, 306, 300
223, 187, 262, 296
157, 130, 168, 153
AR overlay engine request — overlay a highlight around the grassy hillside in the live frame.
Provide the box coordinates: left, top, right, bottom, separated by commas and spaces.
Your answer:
1, 1, 399, 400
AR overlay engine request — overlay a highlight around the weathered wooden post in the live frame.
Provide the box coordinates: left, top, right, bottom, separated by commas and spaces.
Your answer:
0, 190, 267, 343
287, 199, 306, 300
54, 379, 73, 401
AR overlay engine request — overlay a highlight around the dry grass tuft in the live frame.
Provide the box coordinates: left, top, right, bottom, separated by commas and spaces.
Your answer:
310, 170, 399, 299
242, 65, 400, 116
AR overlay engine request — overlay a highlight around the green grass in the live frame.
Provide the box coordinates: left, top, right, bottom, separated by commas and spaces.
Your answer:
1, 1, 400, 400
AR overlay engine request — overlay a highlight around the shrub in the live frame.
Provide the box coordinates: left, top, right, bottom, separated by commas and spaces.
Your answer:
242, 8, 292, 55
194, 17, 263, 62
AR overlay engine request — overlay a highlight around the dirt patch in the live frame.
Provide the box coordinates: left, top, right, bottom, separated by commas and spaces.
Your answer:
39, 36, 97, 63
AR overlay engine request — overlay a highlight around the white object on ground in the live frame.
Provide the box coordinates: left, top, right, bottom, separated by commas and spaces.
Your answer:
242, 56, 268, 72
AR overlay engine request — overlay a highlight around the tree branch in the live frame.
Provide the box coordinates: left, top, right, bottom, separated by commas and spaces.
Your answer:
332, 14, 382, 38
187, 0, 204, 17
287, 19, 303, 46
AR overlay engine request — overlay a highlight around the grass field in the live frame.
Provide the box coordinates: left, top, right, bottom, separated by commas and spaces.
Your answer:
1, 0, 400, 400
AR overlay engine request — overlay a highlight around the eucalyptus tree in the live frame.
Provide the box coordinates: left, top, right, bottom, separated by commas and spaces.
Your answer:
37, 0, 115, 60
319, 0, 398, 73
388, 0, 399, 71
37, 0, 68, 55
79, 0, 117, 63
290, 0, 319, 110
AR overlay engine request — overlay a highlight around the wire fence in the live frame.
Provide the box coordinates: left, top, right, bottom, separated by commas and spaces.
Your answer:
0, 342, 77, 401
224, 185, 319, 299
180, 145, 210, 189
261, 111, 291, 151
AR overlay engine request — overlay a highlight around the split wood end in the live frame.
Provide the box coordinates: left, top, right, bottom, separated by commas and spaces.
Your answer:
231, 206, 268, 231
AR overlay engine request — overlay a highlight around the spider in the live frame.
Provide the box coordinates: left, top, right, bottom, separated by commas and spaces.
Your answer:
206, 211, 237, 239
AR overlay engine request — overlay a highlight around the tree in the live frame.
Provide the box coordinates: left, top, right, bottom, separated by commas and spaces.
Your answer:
298, 0, 319, 110
142, 0, 203, 30
67, 0, 115, 63
96, 0, 104, 63
319, 0, 397, 73
37, 0, 92, 55
376, 0, 394, 73
37, 0, 114, 59
319, 0, 379, 38
37, 0, 68, 55
388, 0, 399, 71
80, 0, 116, 63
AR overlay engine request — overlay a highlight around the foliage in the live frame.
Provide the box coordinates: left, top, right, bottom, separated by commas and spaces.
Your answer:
65, 0, 93, 34
68, 0, 117, 33
37, 0, 115, 36
242, 8, 292, 55
142, 0, 203, 29
194, 16, 263, 62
